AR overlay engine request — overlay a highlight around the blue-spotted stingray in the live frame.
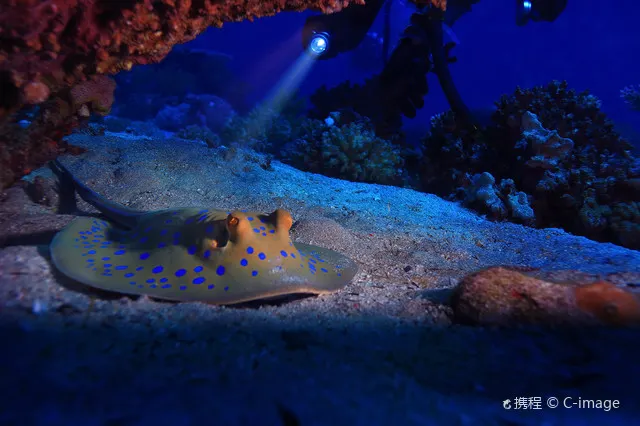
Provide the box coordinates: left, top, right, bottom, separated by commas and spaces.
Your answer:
50, 160, 358, 304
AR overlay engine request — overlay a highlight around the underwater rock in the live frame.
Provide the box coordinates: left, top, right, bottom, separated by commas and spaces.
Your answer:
185, 94, 236, 134
450, 267, 640, 328
154, 103, 192, 132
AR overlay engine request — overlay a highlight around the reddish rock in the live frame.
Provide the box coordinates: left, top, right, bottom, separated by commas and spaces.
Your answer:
450, 266, 640, 327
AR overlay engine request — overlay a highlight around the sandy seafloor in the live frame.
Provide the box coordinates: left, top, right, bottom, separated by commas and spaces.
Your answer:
0, 129, 639, 426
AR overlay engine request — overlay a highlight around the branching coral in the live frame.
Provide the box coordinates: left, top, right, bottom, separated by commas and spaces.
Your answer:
620, 85, 640, 111
283, 112, 405, 185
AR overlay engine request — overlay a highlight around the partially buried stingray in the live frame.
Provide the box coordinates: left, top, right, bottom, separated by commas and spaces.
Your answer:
50, 160, 358, 304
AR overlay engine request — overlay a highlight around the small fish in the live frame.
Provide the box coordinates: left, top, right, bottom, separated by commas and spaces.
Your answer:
50, 160, 358, 304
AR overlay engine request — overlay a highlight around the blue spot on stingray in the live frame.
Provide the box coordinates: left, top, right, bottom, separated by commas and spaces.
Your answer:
193, 277, 206, 284
208, 284, 215, 289
173, 232, 181, 239
102, 241, 112, 245
139, 252, 150, 260
248, 217, 254, 221
188, 245, 197, 255
101, 257, 110, 261
337, 273, 342, 277
269, 230, 275, 234
216, 265, 225, 276
157, 242, 166, 248
203, 250, 211, 259
258, 253, 266, 260
102, 273, 112, 276
280, 250, 288, 257
136, 266, 144, 271
146, 278, 155, 283
104, 264, 112, 268
172, 211, 179, 215
185, 218, 195, 225
180, 286, 187, 291
139, 236, 148, 243
162, 284, 171, 289
291, 253, 296, 258
152, 266, 163, 274
194, 266, 203, 273
150, 284, 157, 289
253, 228, 260, 233
88, 250, 96, 255
125, 273, 134, 278
247, 246, 254, 254
92, 239, 100, 243
129, 281, 136, 286
321, 268, 328, 273
240, 259, 248, 267
175, 269, 186, 277
309, 258, 317, 264
206, 224, 214, 233
160, 278, 168, 283
224, 286, 229, 291
262, 233, 267, 236
115, 265, 128, 270
86, 231, 93, 235
241, 209, 247, 213
87, 258, 94, 262
79, 232, 85, 235
114, 250, 126, 256
80, 236, 87, 240
144, 227, 152, 233
260, 226, 265, 230
165, 219, 172, 224
198, 215, 207, 222
252, 270, 258, 276
160, 229, 168, 236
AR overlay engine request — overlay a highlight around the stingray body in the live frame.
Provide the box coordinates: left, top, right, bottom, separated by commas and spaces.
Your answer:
50, 161, 358, 304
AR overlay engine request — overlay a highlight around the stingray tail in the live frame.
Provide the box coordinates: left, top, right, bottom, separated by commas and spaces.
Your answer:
50, 159, 145, 228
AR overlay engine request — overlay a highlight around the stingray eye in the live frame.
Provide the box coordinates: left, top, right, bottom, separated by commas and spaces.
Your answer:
227, 215, 239, 227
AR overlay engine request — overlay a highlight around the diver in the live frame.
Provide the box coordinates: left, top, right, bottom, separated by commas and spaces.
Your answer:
301, 0, 569, 130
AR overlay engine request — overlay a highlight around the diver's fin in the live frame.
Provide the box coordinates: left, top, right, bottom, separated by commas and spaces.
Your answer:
50, 159, 145, 228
